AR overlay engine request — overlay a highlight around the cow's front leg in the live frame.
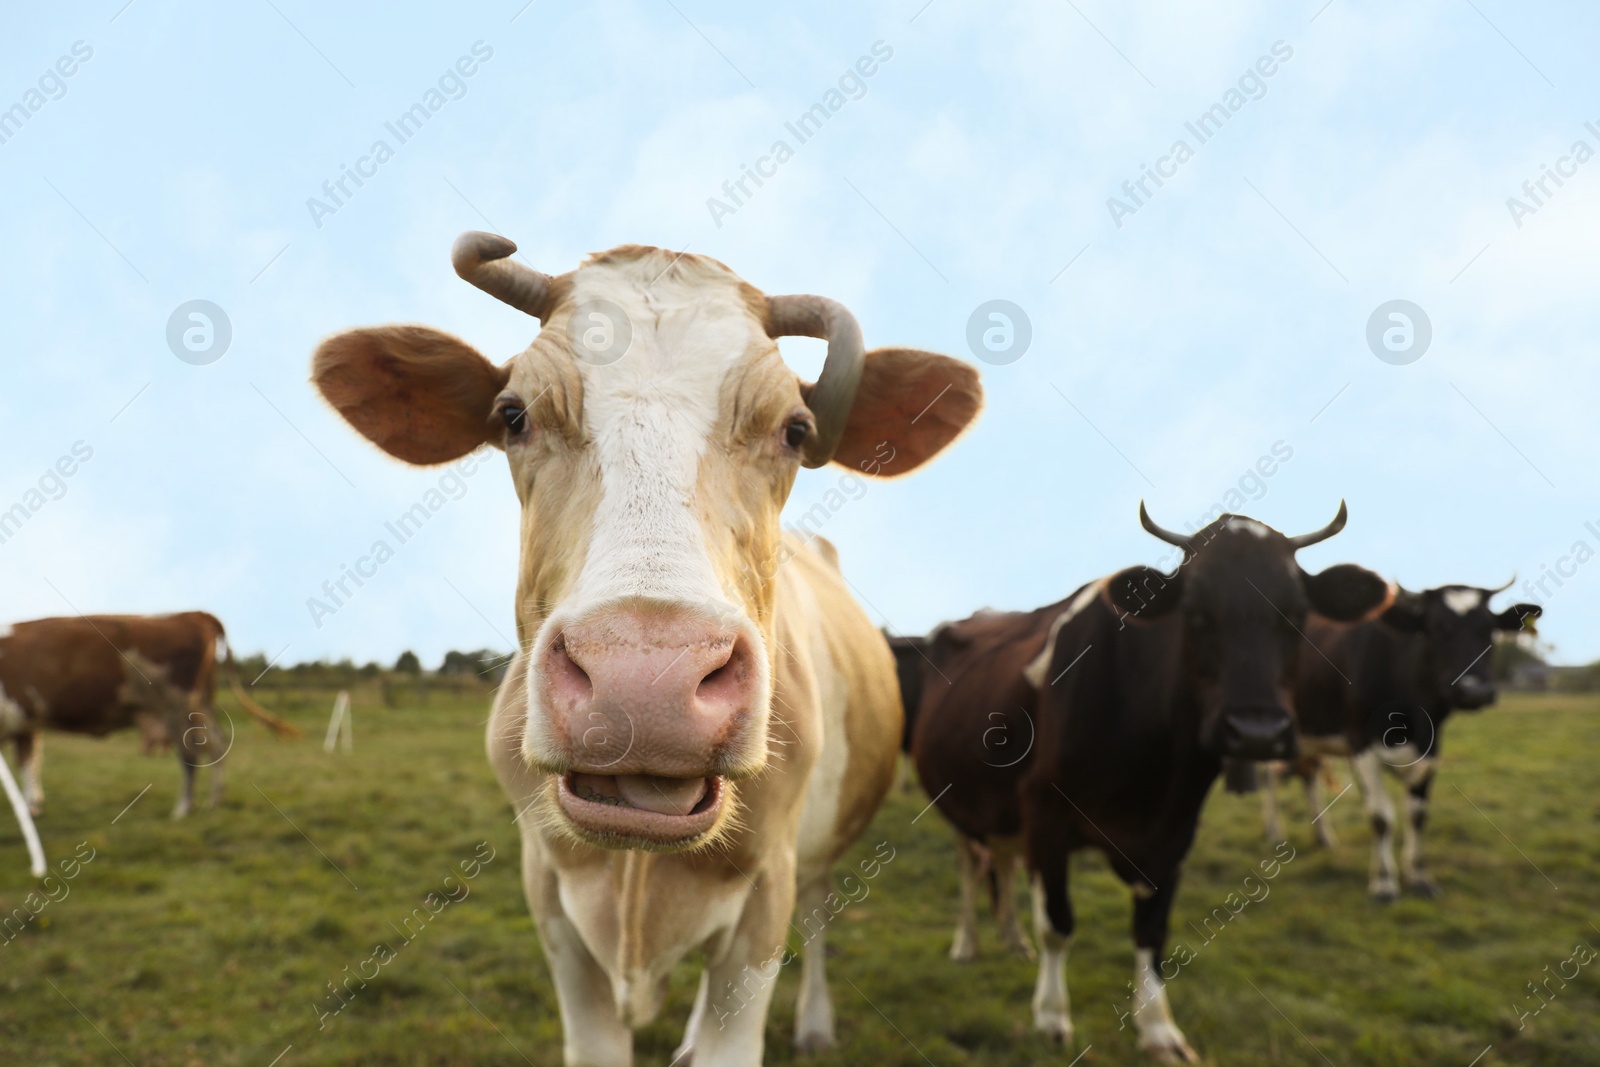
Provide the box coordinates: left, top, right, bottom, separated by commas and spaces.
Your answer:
671, 972, 710, 1066
1130, 878, 1197, 1063
948, 833, 983, 961
16, 733, 43, 816
1401, 770, 1439, 897
695, 858, 796, 1067
538, 909, 632, 1067
1350, 750, 1399, 900
792, 874, 836, 1052
1029, 866, 1074, 1043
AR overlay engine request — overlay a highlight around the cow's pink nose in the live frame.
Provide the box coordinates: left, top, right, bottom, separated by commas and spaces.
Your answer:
538, 605, 759, 778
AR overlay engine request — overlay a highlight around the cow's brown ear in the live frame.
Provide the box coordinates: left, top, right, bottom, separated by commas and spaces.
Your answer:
1104, 566, 1184, 622
313, 326, 510, 465
828, 348, 982, 477
1303, 564, 1393, 623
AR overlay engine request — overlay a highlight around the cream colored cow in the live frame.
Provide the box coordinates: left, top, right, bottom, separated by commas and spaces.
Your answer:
313, 233, 982, 1066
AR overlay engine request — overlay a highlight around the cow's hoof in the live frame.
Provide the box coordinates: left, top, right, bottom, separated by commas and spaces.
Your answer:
1369, 884, 1398, 903
171, 804, 191, 820
949, 933, 979, 963
1407, 877, 1442, 899
794, 1031, 834, 1054
1032, 1013, 1073, 1044
1138, 1024, 1199, 1063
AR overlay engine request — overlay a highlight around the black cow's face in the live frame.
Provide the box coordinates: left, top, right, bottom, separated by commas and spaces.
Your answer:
1381, 586, 1540, 711
1179, 521, 1310, 760
1107, 509, 1393, 762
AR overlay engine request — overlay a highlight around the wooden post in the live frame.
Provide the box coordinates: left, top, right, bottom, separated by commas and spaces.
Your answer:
324, 690, 354, 754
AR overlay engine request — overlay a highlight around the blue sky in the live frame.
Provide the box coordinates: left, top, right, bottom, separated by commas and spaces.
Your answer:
1, 0, 1596, 668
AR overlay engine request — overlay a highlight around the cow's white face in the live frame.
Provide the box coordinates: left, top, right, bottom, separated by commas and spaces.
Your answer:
314, 241, 981, 853
500, 251, 798, 846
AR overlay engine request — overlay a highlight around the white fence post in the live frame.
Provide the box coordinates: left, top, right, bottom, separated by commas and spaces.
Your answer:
324, 690, 353, 754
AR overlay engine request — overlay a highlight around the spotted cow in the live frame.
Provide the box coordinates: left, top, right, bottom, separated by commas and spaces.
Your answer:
312, 232, 982, 1066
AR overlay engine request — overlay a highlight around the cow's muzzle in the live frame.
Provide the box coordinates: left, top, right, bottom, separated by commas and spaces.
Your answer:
1216, 705, 1298, 761
1451, 676, 1497, 711
528, 600, 766, 846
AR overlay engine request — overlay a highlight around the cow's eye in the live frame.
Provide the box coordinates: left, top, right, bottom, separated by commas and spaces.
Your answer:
783, 419, 810, 451
501, 403, 528, 436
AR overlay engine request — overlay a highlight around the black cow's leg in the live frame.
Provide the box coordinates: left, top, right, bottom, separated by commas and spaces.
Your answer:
1129, 875, 1198, 1063
16, 732, 43, 816
1401, 770, 1439, 897
1029, 854, 1074, 1042
1350, 749, 1399, 900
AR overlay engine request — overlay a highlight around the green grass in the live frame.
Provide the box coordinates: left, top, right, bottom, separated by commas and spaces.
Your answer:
2, 688, 1597, 1066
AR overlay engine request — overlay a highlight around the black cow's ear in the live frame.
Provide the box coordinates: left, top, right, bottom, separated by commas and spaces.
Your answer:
1494, 603, 1541, 632
1303, 564, 1393, 623
1380, 589, 1427, 633
1104, 566, 1183, 622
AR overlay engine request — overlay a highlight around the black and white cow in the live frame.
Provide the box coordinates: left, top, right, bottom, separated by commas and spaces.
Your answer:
914, 503, 1394, 1060
1289, 581, 1540, 900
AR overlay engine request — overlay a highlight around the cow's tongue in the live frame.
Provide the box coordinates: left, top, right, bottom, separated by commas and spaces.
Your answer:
614, 774, 708, 816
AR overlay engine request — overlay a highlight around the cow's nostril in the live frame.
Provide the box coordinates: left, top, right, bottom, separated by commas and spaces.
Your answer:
546, 635, 594, 704
699, 663, 731, 693
695, 635, 748, 705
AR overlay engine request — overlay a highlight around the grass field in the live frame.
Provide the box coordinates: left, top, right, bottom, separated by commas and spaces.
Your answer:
1, 686, 1597, 1066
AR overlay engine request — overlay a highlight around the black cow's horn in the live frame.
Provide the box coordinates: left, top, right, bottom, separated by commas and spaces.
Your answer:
452, 231, 554, 321
766, 294, 865, 468
1486, 574, 1516, 595
1287, 500, 1349, 550
1139, 501, 1193, 548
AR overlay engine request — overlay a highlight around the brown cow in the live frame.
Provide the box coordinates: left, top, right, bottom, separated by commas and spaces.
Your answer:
890, 609, 1055, 961
0, 612, 299, 818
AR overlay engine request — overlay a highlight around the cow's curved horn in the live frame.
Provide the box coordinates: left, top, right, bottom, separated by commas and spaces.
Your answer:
1287, 500, 1349, 550
452, 231, 553, 321
766, 294, 865, 468
1139, 501, 1193, 549
1486, 574, 1516, 595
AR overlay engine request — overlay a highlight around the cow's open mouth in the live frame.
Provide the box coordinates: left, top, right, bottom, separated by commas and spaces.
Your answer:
556, 772, 724, 846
